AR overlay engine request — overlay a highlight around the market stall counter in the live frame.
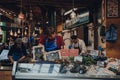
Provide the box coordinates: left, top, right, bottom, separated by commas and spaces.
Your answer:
12, 61, 120, 80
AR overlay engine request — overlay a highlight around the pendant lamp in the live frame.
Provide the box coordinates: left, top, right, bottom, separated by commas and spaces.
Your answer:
10, 30, 13, 36
18, 0, 24, 20
18, 29, 21, 34
24, 30, 27, 35
18, 12, 24, 20
14, 31, 17, 37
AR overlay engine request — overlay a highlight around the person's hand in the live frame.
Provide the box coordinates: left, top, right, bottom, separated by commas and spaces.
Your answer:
17, 60, 21, 63
10, 62, 14, 64
9, 60, 14, 65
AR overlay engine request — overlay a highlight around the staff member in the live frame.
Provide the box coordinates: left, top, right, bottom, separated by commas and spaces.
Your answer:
70, 35, 87, 55
39, 27, 64, 52
8, 38, 27, 64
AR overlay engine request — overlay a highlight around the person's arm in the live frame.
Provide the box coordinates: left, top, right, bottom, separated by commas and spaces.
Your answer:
38, 35, 46, 45
8, 56, 14, 64
79, 40, 87, 54
8, 46, 14, 64
18, 56, 26, 62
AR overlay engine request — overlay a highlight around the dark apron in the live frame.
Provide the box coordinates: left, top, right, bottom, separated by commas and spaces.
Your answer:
45, 38, 57, 52
74, 43, 81, 54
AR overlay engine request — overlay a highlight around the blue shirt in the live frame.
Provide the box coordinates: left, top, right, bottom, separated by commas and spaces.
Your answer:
8, 44, 27, 61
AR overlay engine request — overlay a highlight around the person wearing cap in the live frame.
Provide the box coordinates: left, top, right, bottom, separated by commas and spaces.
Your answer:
8, 38, 28, 64
70, 35, 87, 55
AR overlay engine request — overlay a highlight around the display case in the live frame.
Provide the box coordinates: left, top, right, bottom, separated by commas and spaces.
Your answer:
12, 61, 120, 80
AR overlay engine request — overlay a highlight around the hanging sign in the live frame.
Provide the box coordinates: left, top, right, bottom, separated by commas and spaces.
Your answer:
65, 11, 89, 29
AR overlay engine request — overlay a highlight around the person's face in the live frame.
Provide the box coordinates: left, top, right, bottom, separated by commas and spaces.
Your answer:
72, 39, 78, 43
17, 43, 22, 48
48, 33, 55, 39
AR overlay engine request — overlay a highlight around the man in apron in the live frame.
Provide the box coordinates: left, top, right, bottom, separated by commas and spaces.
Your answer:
70, 35, 87, 56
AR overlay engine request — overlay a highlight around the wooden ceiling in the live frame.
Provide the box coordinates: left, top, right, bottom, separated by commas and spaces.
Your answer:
0, 0, 102, 25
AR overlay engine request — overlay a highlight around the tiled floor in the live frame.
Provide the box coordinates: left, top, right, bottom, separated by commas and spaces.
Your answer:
0, 71, 12, 80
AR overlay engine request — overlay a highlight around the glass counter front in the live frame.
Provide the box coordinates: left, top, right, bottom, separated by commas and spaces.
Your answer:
12, 62, 120, 80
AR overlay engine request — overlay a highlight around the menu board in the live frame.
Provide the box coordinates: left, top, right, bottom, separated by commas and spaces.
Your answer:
32, 45, 44, 60
45, 50, 61, 61
0, 49, 9, 60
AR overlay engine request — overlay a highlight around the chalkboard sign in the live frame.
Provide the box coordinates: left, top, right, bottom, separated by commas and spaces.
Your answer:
32, 45, 44, 60
45, 50, 61, 61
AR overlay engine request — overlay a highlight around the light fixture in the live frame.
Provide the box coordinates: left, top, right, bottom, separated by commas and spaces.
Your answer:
70, 0, 76, 19
46, 21, 49, 24
18, 0, 24, 20
14, 27, 17, 37
98, 18, 102, 24
18, 12, 24, 20
10, 30, 13, 36
18, 28, 21, 34
24, 30, 27, 35
14, 31, 17, 37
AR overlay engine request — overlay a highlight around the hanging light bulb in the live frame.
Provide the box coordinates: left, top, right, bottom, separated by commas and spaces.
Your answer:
14, 31, 17, 37
18, 12, 24, 20
10, 30, 13, 36
24, 30, 27, 35
18, 29, 21, 34
18, 0, 24, 20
